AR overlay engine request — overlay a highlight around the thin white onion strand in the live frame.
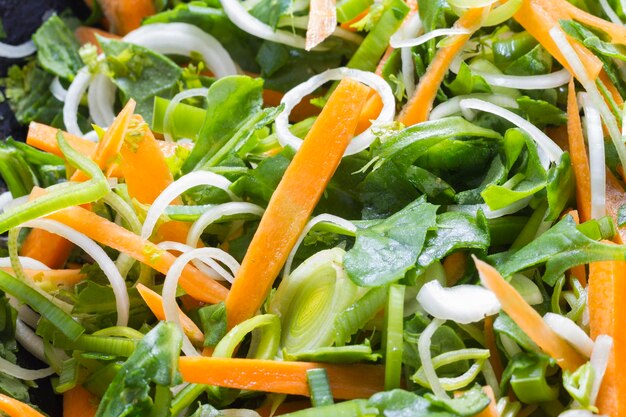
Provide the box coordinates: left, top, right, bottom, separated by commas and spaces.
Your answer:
543, 313, 594, 357
50, 77, 68, 102
590, 335, 613, 407
0, 40, 36, 58
63, 68, 92, 137
430, 93, 518, 120
15, 320, 47, 363
390, 28, 471, 49
158, 241, 235, 282
418, 318, 449, 399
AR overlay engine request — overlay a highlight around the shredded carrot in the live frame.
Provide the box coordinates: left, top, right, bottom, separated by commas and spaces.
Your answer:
605, 170, 626, 244
63, 385, 98, 417
443, 251, 467, 286
340, 8, 369, 31
588, 259, 626, 416
474, 386, 499, 417
98, 0, 156, 35
557, 0, 626, 45
136, 283, 205, 345
599, 71, 624, 106
473, 257, 585, 371
0, 268, 85, 287
20, 233, 74, 269
398, 7, 487, 126
0, 393, 46, 417
74, 26, 120, 53
178, 357, 385, 399
483, 316, 503, 383
566, 79, 592, 224
225, 78, 369, 328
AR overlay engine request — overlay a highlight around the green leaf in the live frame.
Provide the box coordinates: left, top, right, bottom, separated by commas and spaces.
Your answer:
230, 147, 293, 204
100, 38, 183, 121
501, 352, 558, 404
249, 0, 292, 29
493, 31, 539, 72
445, 62, 491, 96
368, 389, 458, 417
618, 204, 626, 227
517, 96, 567, 128
359, 161, 420, 220
493, 312, 539, 352
546, 152, 574, 221
425, 385, 490, 417
563, 362, 597, 411
32, 14, 83, 80
95, 322, 183, 417
198, 302, 227, 347
344, 197, 438, 286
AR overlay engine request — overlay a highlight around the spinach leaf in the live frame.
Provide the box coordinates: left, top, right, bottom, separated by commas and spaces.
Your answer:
100, 38, 183, 121
32, 14, 82, 80
545, 152, 574, 221
493, 31, 538, 72
369, 390, 451, 417
198, 302, 227, 347
493, 312, 538, 352
344, 197, 438, 286
95, 322, 182, 417
445, 62, 491, 96
249, 0, 292, 29
405, 166, 456, 204
359, 160, 420, 219
516, 96, 567, 128
230, 148, 293, 204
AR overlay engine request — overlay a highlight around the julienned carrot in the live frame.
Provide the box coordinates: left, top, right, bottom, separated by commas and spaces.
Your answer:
178, 357, 385, 399
74, 26, 120, 53
483, 316, 503, 383
225, 78, 370, 328
567, 79, 592, 224
98, 0, 156, 35
475, 387, 498, 417
340, 8, 369, 31
599, 71, 624, 106
20, 233, 75, 269
136, 283, 205, 345
63, 385, 98, 417
605, 171, 626, 244
398, 7, 486, 126
0, 268, 85, 287
443, 251, 467, 286
558, 0, 626, 45
40, 204, 228, 303
513, 0, 603, 80
588, 259, 626, 416
0, 393, 45, 417
473, 257, 586, 371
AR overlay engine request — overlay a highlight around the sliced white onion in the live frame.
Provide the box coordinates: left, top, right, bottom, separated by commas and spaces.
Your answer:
163, 88, 209, 142
543, 313, 594, 357
141, 171, 238, 239
15, 319, 47, 363
124, 23, 238, 78
459, 98, 563, 167
390, 13, 423, 99
13, 301, 40, 329
88, 73, 116, 127
582, 94, 606, 219
0, 256, 50, 270
590, 335, 613, 407
430, 93, 518, 120
446, 0, 499, 7
391, 28, 471, 49
0, 191, 13, 213
50, 77, 68, 102
163, 247, 238, 356
3, 195, 28, 213
275, 67, 395, 156
83, 130, 100, 142
0, 354, 53, 380
0, 40, 36, 58
63, 68, 92, 137
158, 241, 235, 282
417, 280, 501, 324
418, 318, 448, 399
510, 274, 543, 305
283, 214, 356, 280
23, 219, 129, 327
599, 0, 623, 25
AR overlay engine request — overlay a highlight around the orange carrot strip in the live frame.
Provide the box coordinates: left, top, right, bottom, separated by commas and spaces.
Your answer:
178, 357, 385, 399
483, 316, 503, 383
42, 205, 228, 304
225, 78, 369, 328
398, 7, 487, 126
557, 0, 626, 45
0, 268, 85, 287
567, 79, 592, 224
599, 71, 624, 106
20, 232, 75, 269
473, 257, 586, 371
74, 26, 120, 53
98, 0, 156, 35
136, 283, 205, 345
63, 385, 98, 417
0, 394, 46, 417
443, 251, 467, 286
475, 386, 499, 417
588, 259, 626, 416
340, 8, 369, 31
605, 170, 626, 244
513, 0, 603, 80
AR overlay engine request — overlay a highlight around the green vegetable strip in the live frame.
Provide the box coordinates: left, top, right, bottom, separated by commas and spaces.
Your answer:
0, 142, 37, 197
8, 228, 29, 284
54, 357, 79, 393
0, 270, 84, 340
55, 334, 138, 357
336, 0, 373, 22
279, 399, 377, 416
83, 363, 122, 397
346, 0, 409, 71
170, 384, 208, 416
307, 368, 334, 407
510, 201, 548, 251
383, 284, 405, 390
152, 96, 207, 138
411, 348, 491, 389
0, 132, 109, 233
334, 286, 388, 346
213, 314, 281, 359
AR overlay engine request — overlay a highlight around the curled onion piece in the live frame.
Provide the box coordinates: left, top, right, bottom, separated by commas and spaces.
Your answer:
430, 93, 518, 120
483, 0, 522, 27
390, 28, 470, 49
163, 88, 209, 142
163, 247, 237, 356
141, 171, 238, 239
0, 256, 49, 270
589, 335, 613, 406
63, 68, 92, 137
24, 219, 130, 327
582, 94, 607, 219
543, 313, 594, 357
389, 13, 423, 98
0, 353, 53, 380
50, 77, 68, 102
158, 241, 236, 282
88, 73, 116, 127
417, 280, 501, 324
418, 318, 448, 399
275, 67, 395, 156
15, 320, 47, 363
0, 40, 36, 58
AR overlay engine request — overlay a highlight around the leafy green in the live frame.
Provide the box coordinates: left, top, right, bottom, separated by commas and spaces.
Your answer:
425, 385, 490, 416
545, 152, 574, 221
95, 322, 182, 417
344, 197, 438, 287
563, 362, 596, 411
493, 312, 539, 352
368, 389, 460, 417
230, 148, 293, 204
198, 302, 227, 347
405, 166, 455, 204
501, 352, 558, 404
445, 63, 491, 96
493, 31, 539, 73
32, 14, 82, 80
249, 0, 291, 29
359, 161, 420, 219
516, 96, 567, 128
100, 38, 183, 121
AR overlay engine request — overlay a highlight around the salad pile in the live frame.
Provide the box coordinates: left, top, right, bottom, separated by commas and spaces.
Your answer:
1, 0, 626, 416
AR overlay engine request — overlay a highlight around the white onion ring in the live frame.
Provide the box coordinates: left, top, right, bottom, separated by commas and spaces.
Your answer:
141, 171, 238, 239
15, 320, 47, 363
88, 73, 116, 127
391, 28, 470, 49
163, 88, 209, 142
63, 68, 92, 137
0, 354, 53, 380
0, 40, 36, 58
23, 219, 129, 327
430, 93, 519, 120
163, 247, 238, 356
275, 67, 395, 156
583, 95, 606, 219
50, 77, 68, 102
543, 313, 594, 357
599, 0, 623, 25
158, 241, 234, 282
0, 256, 49, 270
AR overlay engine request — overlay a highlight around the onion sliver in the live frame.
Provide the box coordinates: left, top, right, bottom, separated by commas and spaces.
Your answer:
158, 241, 237, 282
389, 13, 423, 98
141, 171, 238, 239
63, 68, 92, 137
430, 93, 518, 120
163, 88, 209, 142
283, 214, 356, 279
543, 313, 594, 357
50, 77, 68, 102
417, 280, 500, 324
459, 98, 563, 167
0, 353, 53, 380
15, 320, 47, 363
275, 67, 395, 156
590, 335, 613, 406
24, 219, 129, 327
163, 247, 237, 356
583, 95, 607, 219
0, 192, 13, 212
0, 256, 50, 270
599, 0, 623, 25
0, 40, 36, 58
88, 73, 116, 127
418, 318, 448, 399
390, 28, 470, 49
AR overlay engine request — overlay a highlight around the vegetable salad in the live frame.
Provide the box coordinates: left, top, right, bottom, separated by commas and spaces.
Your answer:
0, 0, 626, 416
